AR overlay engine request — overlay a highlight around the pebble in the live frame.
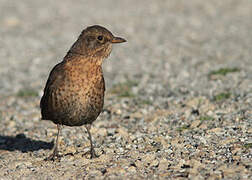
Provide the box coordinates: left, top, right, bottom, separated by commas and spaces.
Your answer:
127, 166, 137, 173
191, 120, 201, 128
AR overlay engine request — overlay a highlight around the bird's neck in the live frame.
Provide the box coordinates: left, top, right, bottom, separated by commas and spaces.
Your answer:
64, 51, 104, 66
67, 50, 86, 57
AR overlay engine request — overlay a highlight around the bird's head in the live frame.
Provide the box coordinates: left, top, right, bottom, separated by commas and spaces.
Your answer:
69, 25, 126, 59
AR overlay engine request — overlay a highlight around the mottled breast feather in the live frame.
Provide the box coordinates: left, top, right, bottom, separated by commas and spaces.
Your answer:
40, 55, 105, 126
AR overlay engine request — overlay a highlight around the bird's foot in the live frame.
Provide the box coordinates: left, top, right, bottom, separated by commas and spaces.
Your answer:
82, 148, 99, 159
90, 148, 98, 159
45, 150, 61, 161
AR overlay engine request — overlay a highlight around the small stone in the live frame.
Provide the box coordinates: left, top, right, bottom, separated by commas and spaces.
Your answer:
199, 137, 207, 144
142, 154, 156, 165
150, 159, 159, 167
125, 144, 132, 149
135, 160, 143, 168
127, 150, 140, 159
189, 160, 204, 175
207, 128, 223, 133
107, 128, 116, 136
117, 127, 129, 138
87, 170, 103, 177
158, 159, 169, 171
97, 154, 110, 163
247, 128, 252, 133
199, 123, 208, 129
131, 112, 142, 119
107, 167, 126, 174
8, 120, 16, 128
232, 156, 241, 161
115, 109, 122, 115
231, 147, 242, 155
154, 136, 168, 147
191, 120, 201, 128
115, 147, 125, 154
220, 138, 236, 145
65, 146, 77, 154
103, 147, 114, 154
97, 128, 107, 137
186, 98, 200, 109
171, 138, 184, 148
127, 166, 136, 173
184, 109, 191, 119
61, 154, 74, 162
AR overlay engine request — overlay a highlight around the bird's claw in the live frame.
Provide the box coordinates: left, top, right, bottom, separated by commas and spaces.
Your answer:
90, 149, 98, 159
45, 150, 61, 161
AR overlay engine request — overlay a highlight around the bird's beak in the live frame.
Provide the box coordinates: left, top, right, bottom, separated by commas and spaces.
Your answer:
111, 36, 127, 43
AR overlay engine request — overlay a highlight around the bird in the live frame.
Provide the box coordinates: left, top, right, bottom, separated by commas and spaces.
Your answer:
40, 25, 126, 160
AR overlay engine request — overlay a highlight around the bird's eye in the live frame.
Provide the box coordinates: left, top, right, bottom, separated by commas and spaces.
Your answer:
97, 36, 103, 41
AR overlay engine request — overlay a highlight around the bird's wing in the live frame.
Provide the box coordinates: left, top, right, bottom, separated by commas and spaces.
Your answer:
102, 75, 105, 92
40, 62, 65, 113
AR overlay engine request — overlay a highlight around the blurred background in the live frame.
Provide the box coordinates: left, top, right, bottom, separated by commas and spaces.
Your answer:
0, 0, 251, 98
0, 0, 251, 179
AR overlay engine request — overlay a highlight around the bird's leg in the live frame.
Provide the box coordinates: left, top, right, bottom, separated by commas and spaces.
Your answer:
46, 124, 61, 160
85, 124, 98, 158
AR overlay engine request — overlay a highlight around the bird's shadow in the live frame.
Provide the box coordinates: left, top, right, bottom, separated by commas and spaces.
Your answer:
0, 133, 54, 152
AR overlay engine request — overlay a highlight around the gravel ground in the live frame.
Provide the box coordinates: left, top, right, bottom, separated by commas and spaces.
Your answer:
0, 0, 252, 179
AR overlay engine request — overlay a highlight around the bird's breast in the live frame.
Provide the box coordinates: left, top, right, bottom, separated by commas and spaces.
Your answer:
43, 59, 106, 126
62, 61, 105, 123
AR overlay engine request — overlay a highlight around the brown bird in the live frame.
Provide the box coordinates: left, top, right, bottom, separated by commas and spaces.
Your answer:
40, 25, 126, 160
